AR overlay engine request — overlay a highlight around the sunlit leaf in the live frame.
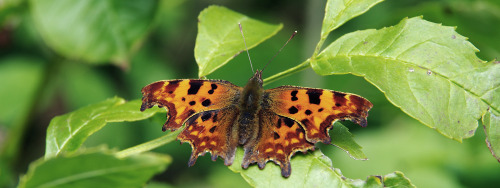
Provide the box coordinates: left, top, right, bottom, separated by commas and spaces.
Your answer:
19, 150, 171, 188
228, 149, 412, 187
312, 17, 500, 141
45, 98, 163, 158
483, 109, 500, 162
331, 122, 367, 160
30, 0, 158, 64
321, 0, 384, 37
195, 5, 282, 77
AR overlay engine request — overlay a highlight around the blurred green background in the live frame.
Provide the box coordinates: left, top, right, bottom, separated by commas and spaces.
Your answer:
1, 0, 499, 187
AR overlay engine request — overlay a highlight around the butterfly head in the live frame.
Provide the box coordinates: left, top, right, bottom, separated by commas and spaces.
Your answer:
249, 69, 263, 87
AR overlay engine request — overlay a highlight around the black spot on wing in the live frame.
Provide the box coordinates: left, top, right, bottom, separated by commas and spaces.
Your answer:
202, 99, 211, 107
288, 106, 298, 114
201, 112, 212, 122
306, 89, 322, 105
189, 101, 196, 106
305, 110, 312, 115
283, 118, 294, 128
273, 132, 280, 139
291, 90, 298, 101
188, 80, 203, 95
209, 126, 217, 133
208, 84, 218, 94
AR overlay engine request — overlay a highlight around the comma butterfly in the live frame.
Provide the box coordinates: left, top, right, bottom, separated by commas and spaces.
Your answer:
140, 26, 373, 178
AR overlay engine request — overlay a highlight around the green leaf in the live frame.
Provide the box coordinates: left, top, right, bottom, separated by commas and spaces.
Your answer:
45, 97, 163, 158
348, 171, 415, 188
228, 149, 412, 187
229, 149, 351, 187
331, 122, 367, 160
195, 5, 282, 77
311, 17, 500, 141
18, 150, 171, 188
393, 1, 500, 60
30, 0, 158, 64
321, 0, 384, 37
483, 109, 500, 162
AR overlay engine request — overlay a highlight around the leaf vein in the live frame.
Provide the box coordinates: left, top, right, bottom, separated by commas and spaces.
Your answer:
378, 23, 406, 56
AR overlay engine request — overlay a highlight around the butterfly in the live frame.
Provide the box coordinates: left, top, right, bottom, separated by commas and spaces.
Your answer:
140, 69, 372, 177
140, 25, 372, 178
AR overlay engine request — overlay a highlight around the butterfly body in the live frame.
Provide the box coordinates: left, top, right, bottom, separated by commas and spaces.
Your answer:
236, 70, 263, 145
141, 70, 372, 177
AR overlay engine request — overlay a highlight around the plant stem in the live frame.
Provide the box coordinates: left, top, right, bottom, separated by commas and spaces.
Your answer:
263, 59, 311, 86
313, 35, 327, 57
115, 129, 181, 158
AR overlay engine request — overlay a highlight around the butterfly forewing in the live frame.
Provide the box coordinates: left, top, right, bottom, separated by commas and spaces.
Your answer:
141, 79, 242, 131
264, 86, 373, 144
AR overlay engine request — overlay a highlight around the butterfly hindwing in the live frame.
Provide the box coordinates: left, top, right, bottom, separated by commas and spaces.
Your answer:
179, 106, 240, 166
241, 109, 314, 177
265, 86, 373, 144
141, 79, 242, 131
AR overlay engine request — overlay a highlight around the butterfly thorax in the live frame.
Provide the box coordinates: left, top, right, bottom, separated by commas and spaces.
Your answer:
237, 70, 264, 145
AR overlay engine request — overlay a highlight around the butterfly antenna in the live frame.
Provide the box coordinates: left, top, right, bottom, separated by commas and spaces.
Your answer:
262, 30, 297, 72
239, 23, 254, 73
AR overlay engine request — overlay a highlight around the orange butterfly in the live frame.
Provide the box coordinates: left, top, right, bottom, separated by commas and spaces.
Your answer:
140, 27, 372, 178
